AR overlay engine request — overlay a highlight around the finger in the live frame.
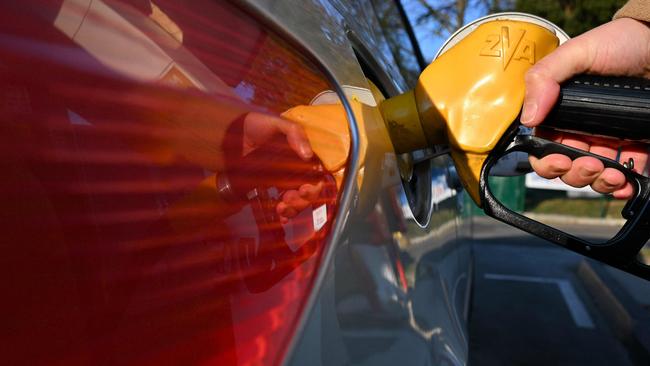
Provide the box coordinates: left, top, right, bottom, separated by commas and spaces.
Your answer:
282, 190, 311, 213
560, 156, 604, 188
613, 182, 634, 200
521, 38, 592, 127
521, 70, 560, 127
276, 201, 298, 219
586, 144, 622, 194
591, 168, 626, 194
588, 144, 618, 161
560, 134, 590, 151
529, 154, 571, 179
610, 145, 649, 199
278, 183, 323, 221
272, 117, 313, 160
298, 182, 323, 202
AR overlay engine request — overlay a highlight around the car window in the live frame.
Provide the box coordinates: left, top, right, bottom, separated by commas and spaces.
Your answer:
369, 0, 422, 88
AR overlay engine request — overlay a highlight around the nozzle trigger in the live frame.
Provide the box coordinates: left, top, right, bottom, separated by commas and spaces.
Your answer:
479, 133, 650, 282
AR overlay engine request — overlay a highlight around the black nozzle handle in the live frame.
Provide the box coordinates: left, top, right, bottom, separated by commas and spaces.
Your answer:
543, 75, 650, 142
479, 132, 650, 282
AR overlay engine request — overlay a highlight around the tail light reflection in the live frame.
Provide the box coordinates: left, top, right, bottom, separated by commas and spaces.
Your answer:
0, 1, 347, 365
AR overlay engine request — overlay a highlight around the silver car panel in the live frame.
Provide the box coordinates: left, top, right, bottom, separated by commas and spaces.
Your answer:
244, 1, 472, 364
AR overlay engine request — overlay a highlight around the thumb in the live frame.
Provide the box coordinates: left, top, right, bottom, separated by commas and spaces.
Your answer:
272, 116, 314, 160
520, 38, 592, 127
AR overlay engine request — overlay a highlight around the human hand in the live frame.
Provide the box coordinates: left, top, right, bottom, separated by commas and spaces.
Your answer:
521, 18, 650, 199
242, 112, 322, 222
276, 182, 324, 224
243, 111, 313, 160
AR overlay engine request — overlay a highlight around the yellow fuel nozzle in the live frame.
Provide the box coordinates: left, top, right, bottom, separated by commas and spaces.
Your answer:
381, 18, 560, 206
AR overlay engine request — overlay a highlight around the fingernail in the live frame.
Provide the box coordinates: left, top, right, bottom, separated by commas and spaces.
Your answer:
301, 146, 313, 159
520, 101, 537, 126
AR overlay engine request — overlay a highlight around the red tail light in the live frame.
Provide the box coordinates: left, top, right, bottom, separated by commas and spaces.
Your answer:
0, 1, 347, 365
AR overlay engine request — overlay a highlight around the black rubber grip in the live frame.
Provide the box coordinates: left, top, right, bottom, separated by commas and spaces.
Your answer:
543, 75, 650, 142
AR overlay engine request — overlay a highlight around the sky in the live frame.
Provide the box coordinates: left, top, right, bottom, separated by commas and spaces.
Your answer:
402, 0, 487, 62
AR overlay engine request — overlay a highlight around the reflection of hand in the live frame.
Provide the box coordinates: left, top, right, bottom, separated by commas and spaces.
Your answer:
521, 18, 650, 198
243, 112, 313, 159
276, 182, 323, 224
243, 112, 322, 223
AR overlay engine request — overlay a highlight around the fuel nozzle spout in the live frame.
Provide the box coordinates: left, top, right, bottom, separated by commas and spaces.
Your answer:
380, 16, 561, 205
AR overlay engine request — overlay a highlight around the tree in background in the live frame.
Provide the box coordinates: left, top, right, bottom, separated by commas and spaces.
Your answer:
514, 0, 627, 37
407, 0, 628, 59
409, 0, 512, 39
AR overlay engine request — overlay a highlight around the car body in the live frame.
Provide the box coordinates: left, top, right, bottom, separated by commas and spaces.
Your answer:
0, 1, 472, 365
